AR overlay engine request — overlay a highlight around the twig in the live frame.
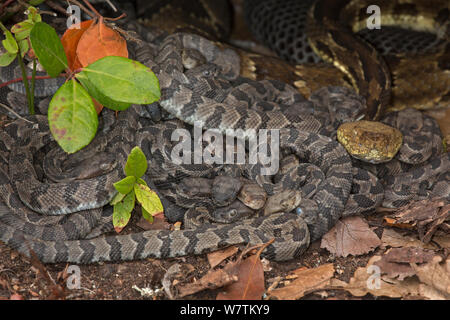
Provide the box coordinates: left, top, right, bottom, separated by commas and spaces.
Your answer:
0, 75, 53, 89
0, 102, 33, 123
0, 0, 17, 16
30, 58, 36, 109
104, 0, 117, 12
104, 12, 126, 22
16, 45, 33, 114
81, 0, 101, 18
45, 0, 70, 17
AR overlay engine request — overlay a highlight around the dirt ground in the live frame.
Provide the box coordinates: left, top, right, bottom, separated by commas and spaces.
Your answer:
0, 211, 379, 300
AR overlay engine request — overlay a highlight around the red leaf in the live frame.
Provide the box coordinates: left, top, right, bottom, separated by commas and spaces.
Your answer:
61, 20, 94, 70
76, 17, 128, 68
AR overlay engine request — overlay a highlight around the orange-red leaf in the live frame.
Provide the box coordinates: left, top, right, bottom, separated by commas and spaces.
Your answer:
61, 20, 94, 70
76, 17, 128, 68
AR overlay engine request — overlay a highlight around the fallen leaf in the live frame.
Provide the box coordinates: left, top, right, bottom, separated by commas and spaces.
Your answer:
411, 256, 450, 298
162, 263, 181, 300
178, 268, 239, 298
9, 293, 23, 300
386, 198, 449, 243
268, 263, 335, 300
381, 228, 436, 250
216, 241, 272, 300
373, 247, 435, 280
418, 283, 448, 300
136, 212, 170, 231
383, 217, 414, 229
331, 256, 418, 298
321, 216, 381, 257
207, 246, 239, 269
434, 235, 450, 248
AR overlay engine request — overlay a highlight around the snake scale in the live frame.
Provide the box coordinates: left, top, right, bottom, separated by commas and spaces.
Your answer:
0, 0, 448, 263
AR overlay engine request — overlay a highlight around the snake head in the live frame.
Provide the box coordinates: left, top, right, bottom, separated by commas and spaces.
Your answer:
185, 63, 220, 79
74, 152, 117, 180
181, 48, 207, 70
212, 200, 254, 223
264, 190, 302, 215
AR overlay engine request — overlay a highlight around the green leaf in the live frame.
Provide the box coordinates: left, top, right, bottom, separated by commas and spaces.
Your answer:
29, 22, 67, 77
134, 183, 163, 217
77, 75, 131, 111
2, 30, 18, 54
136, 178, 148, 187
18, 39, 29, 58
113, 176, 136, 194
0, 52, 16, 67
125, 146, 148, 178
11, 21, 34, 41
110, 191, 126, 206
112, 190, 135, 232
48, 79, 98, 153
75, 56, 160, 105
26, 6, 42, 23
142, 207, 153, 223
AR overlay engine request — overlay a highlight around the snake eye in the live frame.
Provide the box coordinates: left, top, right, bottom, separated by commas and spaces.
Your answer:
296, 207, 303, 215
228, 209, 237, 217
203, 70, 211, 77
100, 163, 111, 171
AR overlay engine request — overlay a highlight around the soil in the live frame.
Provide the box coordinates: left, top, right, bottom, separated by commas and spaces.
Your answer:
0, 209, 385, 300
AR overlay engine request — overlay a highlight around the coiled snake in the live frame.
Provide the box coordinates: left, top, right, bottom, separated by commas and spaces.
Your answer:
0, 0, 448, 263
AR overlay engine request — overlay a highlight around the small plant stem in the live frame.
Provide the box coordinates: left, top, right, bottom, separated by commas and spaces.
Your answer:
0, 0, 17, 16
16, 47, 34, 114
82, 0, 102, 18
0, 74, 53, 89
30, 58, 36, 108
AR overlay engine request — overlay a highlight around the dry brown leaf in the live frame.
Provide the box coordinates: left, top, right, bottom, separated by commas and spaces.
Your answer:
418, 283, 448, 300
381, 228, 436, 250
162, 263, 181, 300
373, 247, 435, 280
177, 242, 271, 299
321, 216, 381, 257
332, 256, 420, 298
332, 254, 450, 299
434, 235, 450, 248
216, 241, 272, 300
385, 198, 449, 243
207, 246, 239, 269
136, 213, 170, 231
383, 217, 414, 229
411, 256, 450, 298
268, 263, 335, 300
178, 268, 239, 298
9, 293, 23, 300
